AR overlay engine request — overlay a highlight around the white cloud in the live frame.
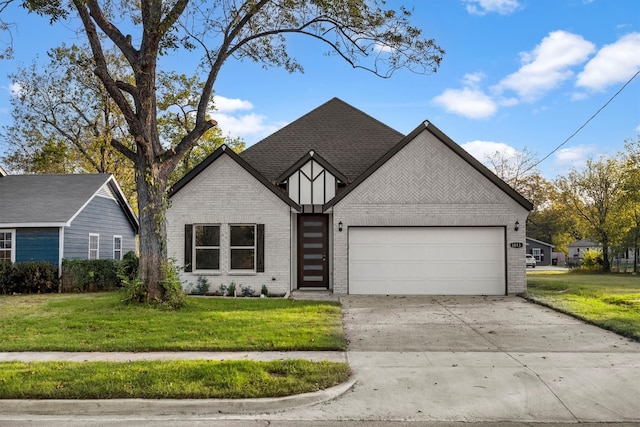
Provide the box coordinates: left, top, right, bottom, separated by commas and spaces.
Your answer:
213, 95, 253, 113
576, 32, 640, 92
554, 145, 597, 169
464, 0, 521, 15
213, 112, 287, 142
433, 74, 498, 119
495, 31, 595, 102
461, 140, 517, 163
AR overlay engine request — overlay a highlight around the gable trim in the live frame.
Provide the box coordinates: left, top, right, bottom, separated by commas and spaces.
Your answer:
526, 237, 554, 248
276, 150, 349, 184
324, 121, 534, 211
67, 175, 139, 234
168, 145, 301, 210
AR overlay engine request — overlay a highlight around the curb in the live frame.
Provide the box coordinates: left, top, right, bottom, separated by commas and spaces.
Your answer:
0, 378, 357, 416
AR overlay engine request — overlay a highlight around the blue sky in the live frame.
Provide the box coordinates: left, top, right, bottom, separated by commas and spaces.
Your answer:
1, 0, 639, 180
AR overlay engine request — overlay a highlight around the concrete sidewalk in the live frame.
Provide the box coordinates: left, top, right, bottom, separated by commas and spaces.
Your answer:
0, 351, 346, 363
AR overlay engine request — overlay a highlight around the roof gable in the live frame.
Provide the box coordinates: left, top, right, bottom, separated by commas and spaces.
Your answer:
526, 237, 554, 248
0, 174, 138, 230
239, 98, 404, 182
168, 145, 301, 210
325, 121, 534, 211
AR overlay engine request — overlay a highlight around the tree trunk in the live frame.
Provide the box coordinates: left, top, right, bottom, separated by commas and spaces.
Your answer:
136, 161, 169, 302
602, 238, 611, 273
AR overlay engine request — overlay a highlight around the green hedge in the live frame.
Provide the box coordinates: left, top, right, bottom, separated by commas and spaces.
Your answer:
61, 252, 138, 293
0, 261, 59, 294
1, 253, 139, 294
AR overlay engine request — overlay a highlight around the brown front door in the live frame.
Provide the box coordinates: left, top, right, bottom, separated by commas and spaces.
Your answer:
298, 215, 329, 288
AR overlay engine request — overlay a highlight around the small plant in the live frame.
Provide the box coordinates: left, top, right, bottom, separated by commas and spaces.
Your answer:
240, 285, 256, 297
227, 282, 236, 297
218, 283, 227, 296
120, 277, 147, 305
192, 276, 209, 295
261, 284, 269, 297
159, 261, 187, 309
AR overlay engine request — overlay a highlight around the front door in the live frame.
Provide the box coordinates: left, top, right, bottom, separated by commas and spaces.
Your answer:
298, 214, 329, 288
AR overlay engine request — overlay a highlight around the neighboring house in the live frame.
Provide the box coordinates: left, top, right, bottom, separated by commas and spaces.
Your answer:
0, 173, 138, 272
568, 239, 602, 266
526, 237, 554, 266
166, 98, 533, 296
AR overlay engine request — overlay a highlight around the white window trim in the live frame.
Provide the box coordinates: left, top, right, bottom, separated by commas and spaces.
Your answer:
0, 229, 16, 263
532, 248, 541, 261
194, 224, 221, 273
113, 235, 123, 261
89, 233, 99, 260
229, 224, 256, 272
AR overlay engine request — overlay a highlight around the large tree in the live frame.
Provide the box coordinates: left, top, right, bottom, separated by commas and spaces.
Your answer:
15, 0, 444, 302
1, 44, 243, 205
556, 157, 626, 272
619, 136, 640, 272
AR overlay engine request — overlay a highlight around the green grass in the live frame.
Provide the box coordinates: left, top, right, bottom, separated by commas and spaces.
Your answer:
526, 270, 640, 340
0, 359, 351, 399
0, 293, 347, 351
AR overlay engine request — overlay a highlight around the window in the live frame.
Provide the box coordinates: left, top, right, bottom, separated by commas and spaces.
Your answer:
194, 225, 220, 270
532, 248, 541, 261
89, 234, 99, 260
113, 236, 122, 260
0, 230, 15, 263
230, 225, 255, 270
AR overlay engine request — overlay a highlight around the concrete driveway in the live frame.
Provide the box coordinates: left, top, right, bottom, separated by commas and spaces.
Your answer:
268, 295, 640, 423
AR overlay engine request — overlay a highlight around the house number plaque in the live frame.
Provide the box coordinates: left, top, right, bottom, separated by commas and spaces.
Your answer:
510, 242, 524, 248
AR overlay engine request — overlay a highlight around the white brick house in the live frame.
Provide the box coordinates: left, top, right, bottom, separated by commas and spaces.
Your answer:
167, 98, 532, 296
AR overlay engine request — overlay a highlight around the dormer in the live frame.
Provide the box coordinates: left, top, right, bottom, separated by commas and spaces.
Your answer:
277, 150, 348, 212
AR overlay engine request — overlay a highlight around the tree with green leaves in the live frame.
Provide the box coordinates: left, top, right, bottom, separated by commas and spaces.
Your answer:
556, 157, 626, 272
619, 136, 640, 272
1, 43, 243, 209
10, 0, 444, 303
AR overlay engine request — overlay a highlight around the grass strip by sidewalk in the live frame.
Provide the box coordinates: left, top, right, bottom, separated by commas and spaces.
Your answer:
0, 359, 351, 399
0, 293, 346, 351
526, 271, 640, 341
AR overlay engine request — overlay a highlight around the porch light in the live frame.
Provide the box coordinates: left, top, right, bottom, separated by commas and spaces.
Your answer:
514, 220, 520, 231
338, 221, 343, 232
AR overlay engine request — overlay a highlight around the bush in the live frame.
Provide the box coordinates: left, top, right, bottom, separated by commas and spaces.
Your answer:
0, 261, 59, 294
61, 259, 121, 292
119, 251, 139, 280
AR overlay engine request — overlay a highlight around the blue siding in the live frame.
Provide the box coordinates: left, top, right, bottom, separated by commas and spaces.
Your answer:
15, 228, 59, 265
64, 195, 137, 260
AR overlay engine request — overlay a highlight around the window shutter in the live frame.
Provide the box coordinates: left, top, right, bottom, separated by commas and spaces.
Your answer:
184, 224, 193, 272
256, 224, 265, 272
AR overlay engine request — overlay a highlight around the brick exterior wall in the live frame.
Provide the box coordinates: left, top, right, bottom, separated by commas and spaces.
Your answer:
166, 155, 292, 296
332, 128, 530, 295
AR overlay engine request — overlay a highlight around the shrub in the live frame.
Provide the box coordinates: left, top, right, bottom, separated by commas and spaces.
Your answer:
61, 259, 121, 292
159, 261, 187, 309
227, 282, 236, 297
0, 261, 59, 294
190, 276, 210, 295
119, 251, 139, 280
240, 285, 256, 297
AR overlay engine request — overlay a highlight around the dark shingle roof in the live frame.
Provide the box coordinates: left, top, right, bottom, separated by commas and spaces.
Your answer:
239, 98, 404, 182
0, 174, 127, 226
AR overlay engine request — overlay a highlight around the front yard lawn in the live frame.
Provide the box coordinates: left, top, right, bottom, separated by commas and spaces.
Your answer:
0, 293, 347, 351
526, 270, 640, 341
0, 359, 350, 399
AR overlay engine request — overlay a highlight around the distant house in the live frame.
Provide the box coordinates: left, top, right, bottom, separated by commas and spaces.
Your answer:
0, 174, 138, 273
568, 239, 601, 266
526, 237, 554, 266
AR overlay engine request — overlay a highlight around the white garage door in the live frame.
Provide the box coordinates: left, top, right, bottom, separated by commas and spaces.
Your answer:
348, 227, 505, 295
